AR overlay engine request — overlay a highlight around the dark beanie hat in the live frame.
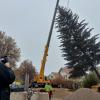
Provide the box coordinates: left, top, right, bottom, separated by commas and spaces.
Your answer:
0, 56, 9, 64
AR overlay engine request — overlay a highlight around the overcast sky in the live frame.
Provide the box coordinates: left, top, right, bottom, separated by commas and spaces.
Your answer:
0, 0, 100, 75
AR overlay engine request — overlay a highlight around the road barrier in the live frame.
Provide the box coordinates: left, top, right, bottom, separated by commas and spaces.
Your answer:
11, 92, 27, 100
11, 92, 49, 100
31, 92, 49, 100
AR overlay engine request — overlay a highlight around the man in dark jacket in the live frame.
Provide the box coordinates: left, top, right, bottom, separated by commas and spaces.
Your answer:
0, 56, 15, 100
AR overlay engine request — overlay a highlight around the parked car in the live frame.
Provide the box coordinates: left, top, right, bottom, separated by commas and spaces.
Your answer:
10, 84, 24, 92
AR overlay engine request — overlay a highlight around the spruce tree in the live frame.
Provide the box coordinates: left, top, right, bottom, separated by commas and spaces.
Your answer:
56, 7, 100, 78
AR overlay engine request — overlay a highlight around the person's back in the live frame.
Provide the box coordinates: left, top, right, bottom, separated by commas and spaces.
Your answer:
44, 84, 53, 92
44, 83, 53, 100
0, 56, 15, 100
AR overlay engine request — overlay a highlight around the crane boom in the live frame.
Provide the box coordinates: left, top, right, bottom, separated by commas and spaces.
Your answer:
38, 0, 60, 83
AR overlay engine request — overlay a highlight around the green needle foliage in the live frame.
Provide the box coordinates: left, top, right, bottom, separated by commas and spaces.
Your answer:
56, 6, 100, 78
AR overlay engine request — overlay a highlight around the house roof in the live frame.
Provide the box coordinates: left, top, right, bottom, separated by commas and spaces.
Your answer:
59, 67, 73, 74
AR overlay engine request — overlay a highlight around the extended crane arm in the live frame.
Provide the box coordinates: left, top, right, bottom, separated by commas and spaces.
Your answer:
38, 0, 60, 82
47, 0, 60, 47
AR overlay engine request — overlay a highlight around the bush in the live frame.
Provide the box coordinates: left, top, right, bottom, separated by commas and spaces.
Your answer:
82, 73, 99, 88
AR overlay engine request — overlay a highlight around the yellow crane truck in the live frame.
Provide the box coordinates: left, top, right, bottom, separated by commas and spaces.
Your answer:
33, 0, 60, 87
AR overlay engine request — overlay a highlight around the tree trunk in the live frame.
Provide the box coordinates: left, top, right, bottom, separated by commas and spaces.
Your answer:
91, 65, 100, 80
24, 73, 29, 91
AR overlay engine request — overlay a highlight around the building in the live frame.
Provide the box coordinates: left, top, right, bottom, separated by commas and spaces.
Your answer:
48, 72, 59, 80
59, 67, 73, 80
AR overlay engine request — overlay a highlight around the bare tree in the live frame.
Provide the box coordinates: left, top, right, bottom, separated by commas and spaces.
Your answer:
19, 60, 36, 85
0, 31, 20, 67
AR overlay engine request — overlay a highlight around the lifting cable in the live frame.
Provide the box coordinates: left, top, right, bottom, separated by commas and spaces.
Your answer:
67, 0, 70, 9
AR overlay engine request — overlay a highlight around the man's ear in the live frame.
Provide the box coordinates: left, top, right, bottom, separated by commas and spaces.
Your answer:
5, 62, 11, 68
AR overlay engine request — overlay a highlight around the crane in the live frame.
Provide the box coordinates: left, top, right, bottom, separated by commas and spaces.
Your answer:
34, 0, 60, 86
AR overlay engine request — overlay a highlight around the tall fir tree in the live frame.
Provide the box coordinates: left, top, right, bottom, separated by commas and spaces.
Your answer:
56, 7, 100, 78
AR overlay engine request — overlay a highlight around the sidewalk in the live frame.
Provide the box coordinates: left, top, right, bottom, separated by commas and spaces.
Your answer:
52, 98, 62, 100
